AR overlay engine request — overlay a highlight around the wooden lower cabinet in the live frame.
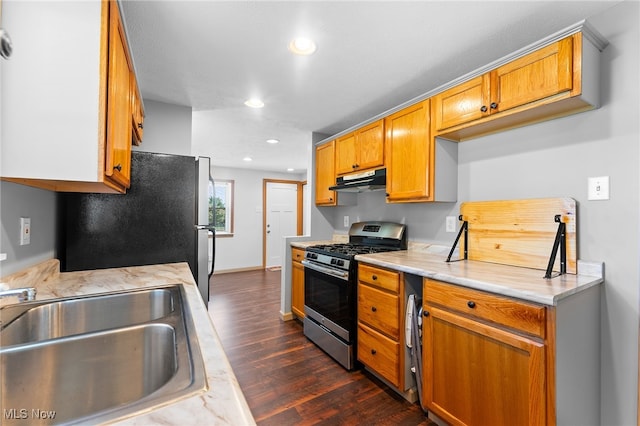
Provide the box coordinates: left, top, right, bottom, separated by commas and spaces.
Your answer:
422, 278, 546, 425
422, 278, 601, 426
291, 247, 305, 318
424, 305, 545, 426
357, 264, 404, 389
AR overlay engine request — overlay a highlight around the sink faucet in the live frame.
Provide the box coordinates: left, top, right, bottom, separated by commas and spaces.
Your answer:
0, 287, 37, 302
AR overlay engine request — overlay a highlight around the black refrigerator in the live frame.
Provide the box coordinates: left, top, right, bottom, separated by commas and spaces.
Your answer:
57, 151, 215, 305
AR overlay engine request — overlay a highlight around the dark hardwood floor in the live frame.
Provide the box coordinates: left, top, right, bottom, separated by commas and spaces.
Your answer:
209, 269, 434, 425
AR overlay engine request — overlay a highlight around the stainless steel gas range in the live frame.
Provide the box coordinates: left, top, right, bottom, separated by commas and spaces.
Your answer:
301, 222, 407, 370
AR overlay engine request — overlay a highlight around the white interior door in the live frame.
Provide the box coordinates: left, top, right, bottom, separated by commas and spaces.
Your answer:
266, 182, 298, 268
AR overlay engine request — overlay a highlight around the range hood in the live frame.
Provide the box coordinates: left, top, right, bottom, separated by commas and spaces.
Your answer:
329, 168, 386, 193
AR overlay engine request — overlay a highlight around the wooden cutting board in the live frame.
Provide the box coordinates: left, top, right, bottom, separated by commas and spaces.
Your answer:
459, 198, 577, 274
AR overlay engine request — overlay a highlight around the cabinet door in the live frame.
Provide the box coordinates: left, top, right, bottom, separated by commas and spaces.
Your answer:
433, 74, 490, 131
358, 283, 399, 339
423, 305, 546, 426
315, 141, 337, 205
291, 259, 305, 318
385, 99, 432, 202
131, 73, 145, 145
104, 0, 132, 189
492, 37, 573, 113
358, 322, 400, 387
335, 133, 358, 175
356, 120, 384, 171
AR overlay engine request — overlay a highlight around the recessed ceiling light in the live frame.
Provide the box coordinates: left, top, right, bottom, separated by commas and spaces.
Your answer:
288, 37, 316, 56
266, 139, 279, 144
287, 168, 294, 172
244, 98, 264, 108
243, 157, 252, 162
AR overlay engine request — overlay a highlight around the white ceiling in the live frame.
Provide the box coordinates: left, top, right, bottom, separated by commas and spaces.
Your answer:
120, 0, 620, 173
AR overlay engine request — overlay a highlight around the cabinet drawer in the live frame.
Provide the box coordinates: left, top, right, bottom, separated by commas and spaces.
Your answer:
292, 247, 305, 263
358, 264, 400, 293
424, 279, 546, 338
358, 323, 400, 387
358, 283, 399, 339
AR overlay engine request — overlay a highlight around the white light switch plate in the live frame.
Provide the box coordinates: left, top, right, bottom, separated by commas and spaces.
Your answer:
588, 176, 609, 200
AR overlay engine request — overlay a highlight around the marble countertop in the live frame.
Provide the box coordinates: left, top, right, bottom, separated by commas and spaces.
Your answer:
355, 250, 604, 306
290, 240, 335, 249
0, 260, 255, 425
290, 240, 603, 306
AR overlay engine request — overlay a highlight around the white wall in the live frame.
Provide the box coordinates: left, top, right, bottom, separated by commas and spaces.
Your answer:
0, 182, 57, 277
133, 99, 192, 156
315, 2, 639, 423
211, 166, 305, 272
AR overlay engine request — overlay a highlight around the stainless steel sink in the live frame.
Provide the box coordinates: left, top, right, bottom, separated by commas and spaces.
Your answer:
1, 287, 174, 346
0, 285, 208, 425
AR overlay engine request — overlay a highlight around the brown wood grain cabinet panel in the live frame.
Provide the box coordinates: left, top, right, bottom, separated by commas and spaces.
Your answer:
131, 73, 145, 144
314, 141, 337, 205
424, 279, 546, 338
384, 99, 432, 202
423, 305, 546, 426
358, 264, 400, 293
355, 120, 385, 171
493, 37, 573, 113
291, 249, 305, 319
358, 323, 400, 387
104, 0, 132, 189
433, 74, 490, 131
335, 132, 358, 175
433, 34, 584, 140
335, 120, 384, 176
358, 283, 399, 339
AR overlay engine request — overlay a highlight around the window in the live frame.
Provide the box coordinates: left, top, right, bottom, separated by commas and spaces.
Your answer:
211, 180, 234, 236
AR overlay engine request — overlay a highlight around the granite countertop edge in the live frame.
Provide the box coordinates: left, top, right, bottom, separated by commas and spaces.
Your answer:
353, 251, 604, 306
289, 240, 603, 306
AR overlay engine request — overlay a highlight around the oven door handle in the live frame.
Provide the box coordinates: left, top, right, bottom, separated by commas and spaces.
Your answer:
301, 260, 349, 281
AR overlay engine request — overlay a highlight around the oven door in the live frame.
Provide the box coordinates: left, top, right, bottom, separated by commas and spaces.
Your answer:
302, 259, 355, 342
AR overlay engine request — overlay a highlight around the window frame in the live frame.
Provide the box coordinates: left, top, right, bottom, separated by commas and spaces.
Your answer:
212, 179, 234, 237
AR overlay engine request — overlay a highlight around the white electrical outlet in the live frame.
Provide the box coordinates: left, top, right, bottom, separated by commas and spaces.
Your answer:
588, 176, 610, 200
343, 216, 349, 227
446, 216, 457, 233
20, 217, 31, 245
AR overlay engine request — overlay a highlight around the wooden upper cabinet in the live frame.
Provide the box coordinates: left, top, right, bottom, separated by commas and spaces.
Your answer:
335, 133, 358, 175
104, 0, 133, 189
0, 0, 140, 194
131, 73, 145, 144
335, 120, 384, 176
422, 279, 547, 426
492, 37, 573, 113
433, 34, 589, 139
384, 99, 432, 202
433, 74, 490, 131
315, 141, 337, 206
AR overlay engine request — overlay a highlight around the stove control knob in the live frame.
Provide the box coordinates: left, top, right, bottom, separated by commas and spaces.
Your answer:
330, 259, 337, 265
336, 260, 344, 267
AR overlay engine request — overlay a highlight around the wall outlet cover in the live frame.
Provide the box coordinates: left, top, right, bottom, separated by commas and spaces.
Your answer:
446, 216, 457, 232
20, 217, 31, 245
